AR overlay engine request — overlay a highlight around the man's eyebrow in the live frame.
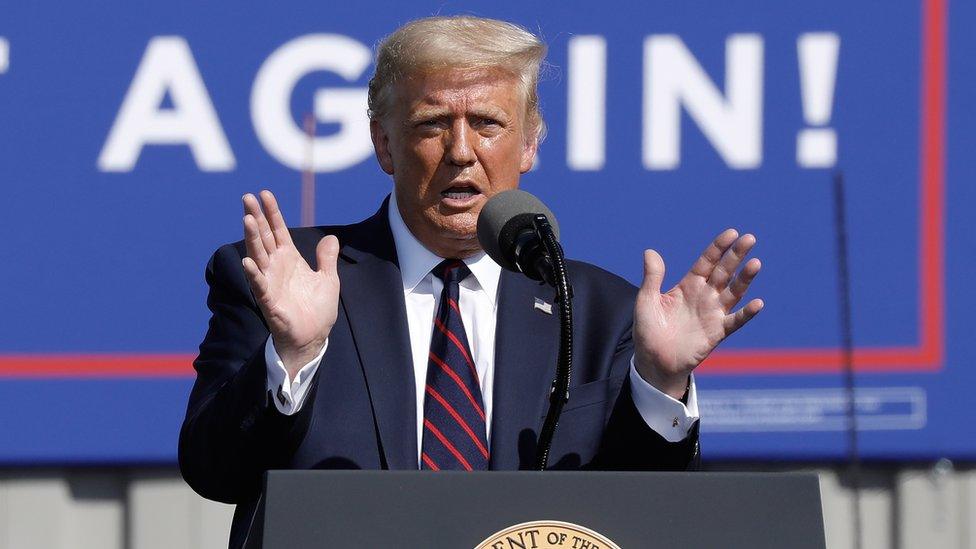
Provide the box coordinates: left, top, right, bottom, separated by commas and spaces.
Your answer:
404, 105, 511, 125
468, 104, 509, 118
405, 108, 450, 123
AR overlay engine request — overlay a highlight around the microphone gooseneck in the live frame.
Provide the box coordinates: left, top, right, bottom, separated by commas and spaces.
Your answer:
476, 190, 573, 470
531, 214, 573, 471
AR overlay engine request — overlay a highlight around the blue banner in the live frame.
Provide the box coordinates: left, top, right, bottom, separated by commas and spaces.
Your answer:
1, 0, 971, 463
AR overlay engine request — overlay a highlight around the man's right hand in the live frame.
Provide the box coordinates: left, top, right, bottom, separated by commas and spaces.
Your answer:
241, 190, 340, 379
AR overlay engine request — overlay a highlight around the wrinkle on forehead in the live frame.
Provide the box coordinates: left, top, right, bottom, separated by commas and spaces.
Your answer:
395, 68, 526, 120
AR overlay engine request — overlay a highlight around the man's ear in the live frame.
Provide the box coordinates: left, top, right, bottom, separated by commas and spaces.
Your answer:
370, 119, 395, 175
519, 133, 539, 174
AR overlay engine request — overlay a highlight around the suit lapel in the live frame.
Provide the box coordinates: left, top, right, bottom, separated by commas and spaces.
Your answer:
336, 202, 417, 470
490, 270, 561, 469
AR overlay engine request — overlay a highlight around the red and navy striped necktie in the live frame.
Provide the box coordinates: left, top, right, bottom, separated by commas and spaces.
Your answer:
421, 259, 489, 471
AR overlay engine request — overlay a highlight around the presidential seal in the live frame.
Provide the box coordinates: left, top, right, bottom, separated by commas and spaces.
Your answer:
475, 520, 621, 549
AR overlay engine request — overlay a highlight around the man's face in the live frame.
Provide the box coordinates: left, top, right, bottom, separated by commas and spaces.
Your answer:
371, 68, 538, 258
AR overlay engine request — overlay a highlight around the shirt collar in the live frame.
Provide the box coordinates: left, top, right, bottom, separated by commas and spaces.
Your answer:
387, 193, 501, 306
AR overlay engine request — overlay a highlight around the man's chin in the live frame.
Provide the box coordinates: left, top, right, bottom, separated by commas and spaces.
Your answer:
427, 222, 481, 256
427, 209, 478, 233
438, 224, 479, 244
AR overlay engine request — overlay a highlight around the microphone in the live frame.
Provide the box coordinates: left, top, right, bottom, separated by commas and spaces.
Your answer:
476, 189, 561, 285
478, 189, 572, 471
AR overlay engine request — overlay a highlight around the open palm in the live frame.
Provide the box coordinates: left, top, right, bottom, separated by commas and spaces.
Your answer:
633, 229, 764, 398
241, 191, 340, 377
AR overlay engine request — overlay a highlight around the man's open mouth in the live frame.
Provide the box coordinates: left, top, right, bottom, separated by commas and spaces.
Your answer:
441, 185, 481, 200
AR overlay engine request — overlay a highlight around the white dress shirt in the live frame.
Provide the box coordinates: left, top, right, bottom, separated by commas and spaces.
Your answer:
265, 194, 700, 467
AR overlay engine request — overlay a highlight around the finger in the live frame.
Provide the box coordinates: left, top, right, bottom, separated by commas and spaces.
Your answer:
243, 214, 270, 270
260, 190, 294, 248
640, 249, 666, 295
242, 256, 269, 297
315, 235, 340, 275
688, 228, 738, 279
244, 193, 276, 257
707, 233, 756, 289
723, 298, 764, 335
721, 257, 762, 308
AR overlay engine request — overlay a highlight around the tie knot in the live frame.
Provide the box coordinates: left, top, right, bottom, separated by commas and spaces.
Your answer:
433, 259, 470, 284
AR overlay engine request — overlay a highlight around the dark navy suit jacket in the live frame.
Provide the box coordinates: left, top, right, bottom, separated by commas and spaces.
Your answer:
179, 199, 699, 546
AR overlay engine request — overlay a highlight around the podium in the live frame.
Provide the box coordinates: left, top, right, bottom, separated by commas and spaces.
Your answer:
244, 471, 825, 548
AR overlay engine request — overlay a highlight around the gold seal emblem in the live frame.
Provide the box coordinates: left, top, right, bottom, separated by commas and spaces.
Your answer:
475, 520, 621, 549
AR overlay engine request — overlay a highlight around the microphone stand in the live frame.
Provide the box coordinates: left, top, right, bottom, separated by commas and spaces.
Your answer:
530, 215, 574, 471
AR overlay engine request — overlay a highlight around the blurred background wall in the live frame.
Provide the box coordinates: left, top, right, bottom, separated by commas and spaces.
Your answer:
1, 0, 973, 546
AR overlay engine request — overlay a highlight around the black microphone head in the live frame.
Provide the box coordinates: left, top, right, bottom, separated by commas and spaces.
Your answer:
477, 189, 560, 271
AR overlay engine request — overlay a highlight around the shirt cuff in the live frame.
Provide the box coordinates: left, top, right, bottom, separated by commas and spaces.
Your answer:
628, 356, 700, 442
265, 336, 328, 416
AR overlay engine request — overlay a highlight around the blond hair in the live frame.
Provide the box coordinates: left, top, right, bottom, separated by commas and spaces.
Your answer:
367, 16, 547, 140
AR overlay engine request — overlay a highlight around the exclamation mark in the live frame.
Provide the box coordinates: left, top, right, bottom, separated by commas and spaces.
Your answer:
0, 38, 8, 74
797, 33, 840, 168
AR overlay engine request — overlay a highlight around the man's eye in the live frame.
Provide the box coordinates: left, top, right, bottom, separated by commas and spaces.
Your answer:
479, 118, 501, 127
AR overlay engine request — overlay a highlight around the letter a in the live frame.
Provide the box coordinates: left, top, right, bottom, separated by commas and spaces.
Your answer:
98, 36, 235, 172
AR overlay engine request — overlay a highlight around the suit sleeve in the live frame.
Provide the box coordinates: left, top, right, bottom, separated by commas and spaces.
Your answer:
588, 326, 701, 471
178, 244, 317, 504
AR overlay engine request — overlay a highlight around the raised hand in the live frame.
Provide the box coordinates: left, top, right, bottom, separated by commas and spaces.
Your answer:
633, 229, 764, 399
241, 190, 340, 378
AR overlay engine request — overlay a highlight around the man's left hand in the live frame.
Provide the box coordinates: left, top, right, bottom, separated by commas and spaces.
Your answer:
633, 229, 764, 399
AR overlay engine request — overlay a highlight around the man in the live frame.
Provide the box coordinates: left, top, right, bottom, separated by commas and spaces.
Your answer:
180, 15, 763, 545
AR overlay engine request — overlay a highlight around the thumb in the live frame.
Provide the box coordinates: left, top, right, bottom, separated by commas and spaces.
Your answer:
316, 235, 340, 275
641, 249, 665, 295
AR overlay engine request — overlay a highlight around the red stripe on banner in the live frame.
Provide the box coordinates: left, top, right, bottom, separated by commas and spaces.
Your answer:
703, 346, 940, 374
424, 419, 473, 471
425, 385, 489, 458
918, 0, 946, 366
0, 354, 195, 378
428, 352, 486, 420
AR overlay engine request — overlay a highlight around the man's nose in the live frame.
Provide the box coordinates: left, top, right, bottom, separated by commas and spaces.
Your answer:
445, 121, 476, 166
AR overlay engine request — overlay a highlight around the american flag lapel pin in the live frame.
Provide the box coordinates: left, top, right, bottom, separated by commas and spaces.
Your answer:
534, 297, 553, 315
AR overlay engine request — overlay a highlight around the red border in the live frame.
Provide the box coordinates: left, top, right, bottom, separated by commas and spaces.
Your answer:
706, 0, 946, 374
0, 0, 946, 378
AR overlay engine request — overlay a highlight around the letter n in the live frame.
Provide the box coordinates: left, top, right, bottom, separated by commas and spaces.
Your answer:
643, 34, 763, 170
